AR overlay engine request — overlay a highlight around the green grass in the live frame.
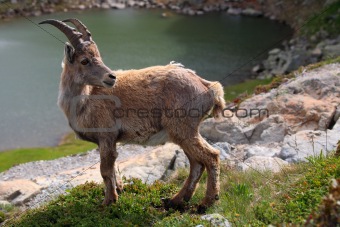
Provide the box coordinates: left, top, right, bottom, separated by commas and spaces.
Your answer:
0, 133, 96, 172
224, 78, 273, 102
4, 152, 340, 226
301, 0, 340, 37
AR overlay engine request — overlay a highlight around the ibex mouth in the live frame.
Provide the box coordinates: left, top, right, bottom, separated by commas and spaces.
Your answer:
103, 80, 115, 88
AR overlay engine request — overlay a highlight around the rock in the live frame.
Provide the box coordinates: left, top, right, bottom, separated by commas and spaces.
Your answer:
137, 1, 145, 8
0, 200, 10, 206
0, 180, 42, 205
241, 8, 262, 17
101, 3, 110, 9
333, 106, 340, 124
31, 10, 42, 17
77, 4, 86, 10
323, 44, 340, 59
212, 142, 232, 160
199, 118, 249, 144
127, 0, 136, 7
311, 47, 322, 58
252, 64, 263, 74
226, 8, 241, 15
196, 10, 204, 16
200, 213, 231, 227
110, 2, 126, 9
116, 143, 183, 184
268, 48, 281, 55
238, 156, 288, 173
244, 144, 281, 158
243, 115, 288, 144
240, 63, 340, 133
161, 150, 189, 181
280, 129, 340, 162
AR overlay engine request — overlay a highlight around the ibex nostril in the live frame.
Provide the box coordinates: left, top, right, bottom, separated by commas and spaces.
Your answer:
108, 74, 116, 80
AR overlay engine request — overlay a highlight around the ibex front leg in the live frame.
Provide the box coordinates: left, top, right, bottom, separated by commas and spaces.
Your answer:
100, 142, 119, 205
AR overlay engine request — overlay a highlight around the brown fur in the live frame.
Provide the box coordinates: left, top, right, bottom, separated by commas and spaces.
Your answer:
58, 40, 226, 209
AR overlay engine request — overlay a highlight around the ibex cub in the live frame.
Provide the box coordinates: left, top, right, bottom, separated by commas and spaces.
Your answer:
40, 19, 226, 211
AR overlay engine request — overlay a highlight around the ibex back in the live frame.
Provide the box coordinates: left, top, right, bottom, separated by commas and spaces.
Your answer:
40, 18, 226, 212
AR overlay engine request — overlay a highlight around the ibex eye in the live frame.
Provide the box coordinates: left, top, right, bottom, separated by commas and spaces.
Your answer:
81, 59, 89, 65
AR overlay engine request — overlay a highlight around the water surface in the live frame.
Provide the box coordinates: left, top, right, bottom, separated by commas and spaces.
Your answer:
0, 9, 292, 150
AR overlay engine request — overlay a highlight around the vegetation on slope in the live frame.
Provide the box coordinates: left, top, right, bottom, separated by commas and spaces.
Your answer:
224, 56, 340, 105
301, 0, 340, 37
3, 152, 340, 226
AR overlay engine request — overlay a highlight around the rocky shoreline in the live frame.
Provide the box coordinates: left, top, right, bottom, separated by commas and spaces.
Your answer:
0, 62, 339, 210
0, 0, 271, 20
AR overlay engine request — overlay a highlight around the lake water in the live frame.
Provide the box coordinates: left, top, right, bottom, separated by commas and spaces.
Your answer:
0, 9, 292, 151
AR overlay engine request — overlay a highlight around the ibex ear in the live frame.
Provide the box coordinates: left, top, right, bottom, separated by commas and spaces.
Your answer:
64, 42, 75, 64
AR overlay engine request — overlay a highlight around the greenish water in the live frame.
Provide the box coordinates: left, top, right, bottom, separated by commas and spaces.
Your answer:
0, 9, 292, 150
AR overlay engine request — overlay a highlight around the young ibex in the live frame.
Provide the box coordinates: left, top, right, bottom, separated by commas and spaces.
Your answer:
40, 19, 226, 211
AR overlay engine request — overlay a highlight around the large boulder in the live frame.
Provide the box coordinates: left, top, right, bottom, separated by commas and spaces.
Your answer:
238, 156, 288, 173
243, 115, 288, 144
244, 144, 281, 158
240, 63, 340, 133
280, 127, 340, 163
0, 180, 42, 205
200, 118, 249, 144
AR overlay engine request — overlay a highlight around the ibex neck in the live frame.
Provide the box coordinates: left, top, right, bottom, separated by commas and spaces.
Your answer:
58, 75, 92, 119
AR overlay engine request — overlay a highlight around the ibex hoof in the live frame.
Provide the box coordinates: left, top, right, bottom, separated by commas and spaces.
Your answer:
197, 205, 207, 214
102, 197, 116, 206
162, 198, 184, 211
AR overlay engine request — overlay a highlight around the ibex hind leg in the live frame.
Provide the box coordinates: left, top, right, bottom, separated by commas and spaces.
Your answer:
168, 132, 220, 210
169, 153, 205, 207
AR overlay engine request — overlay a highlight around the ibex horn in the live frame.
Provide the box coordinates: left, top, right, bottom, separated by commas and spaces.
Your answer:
62, 18, 93, 42
39, 19, 83, 48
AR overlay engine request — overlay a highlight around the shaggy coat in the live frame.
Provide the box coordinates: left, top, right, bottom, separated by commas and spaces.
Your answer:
41, 19, 226, 211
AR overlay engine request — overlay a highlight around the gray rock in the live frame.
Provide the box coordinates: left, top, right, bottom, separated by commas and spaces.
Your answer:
243, 115, 287, 144
240, 63, 340, 133
323, 44, 340, 59
212, 142, 232, 160
238, 156, 288, 173
244, 145, 281, 158
199, 118, 248, 144
333, 106, 340, 124
268, 48, 281, 55
200, 213, 231, 227
311, 47, 322, 58
241, 8, 262, 17
226, 8, 241, 15
101, 3, 110, 9
252, 64, 263, 74
110, 2, 126, 9
280, 129, 340, 162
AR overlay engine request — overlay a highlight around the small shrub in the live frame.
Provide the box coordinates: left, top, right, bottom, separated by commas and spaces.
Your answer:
0, 211, 5, 223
